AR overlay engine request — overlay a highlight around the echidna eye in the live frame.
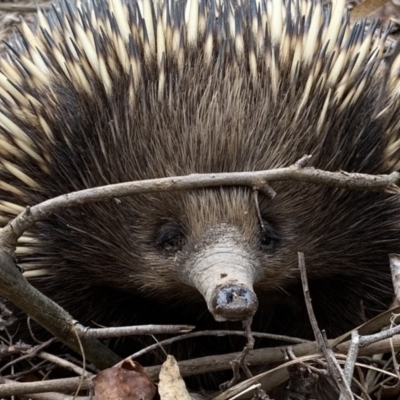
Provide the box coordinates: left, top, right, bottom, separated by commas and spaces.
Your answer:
260, 224, 280, 252
156, 224, 185, 252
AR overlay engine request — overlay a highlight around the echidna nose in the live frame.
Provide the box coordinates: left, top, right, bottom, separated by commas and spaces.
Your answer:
212, 284, 258, 321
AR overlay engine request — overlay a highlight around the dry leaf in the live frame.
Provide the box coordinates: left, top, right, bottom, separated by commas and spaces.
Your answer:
93, 360, 157, 400
159, 355, 191, 400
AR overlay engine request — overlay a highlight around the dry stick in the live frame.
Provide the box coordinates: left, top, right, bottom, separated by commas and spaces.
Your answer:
22, 393, 91, 400
130, 330, 308, 359
0, 338, 55, 373
220, 319, 256, 390
144, 341, 322, 379
72, 326, 87, 398
0, 3, 52, 12
358, 324, 400, 347
0, 341, 31, 356
297, 252, 354, 400
241, 319, 255, 375
338, 335, 400, 357
37, 352, 89, 376
0, 250, 121, 370
340, 330, 360, 400
2, 165, 400, 254
83, 324, 194, 338
0, 377, 92, 397
2, 361, 50, 381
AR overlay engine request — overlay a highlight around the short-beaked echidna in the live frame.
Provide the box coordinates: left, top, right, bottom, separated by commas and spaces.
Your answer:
1, 0, 400, 389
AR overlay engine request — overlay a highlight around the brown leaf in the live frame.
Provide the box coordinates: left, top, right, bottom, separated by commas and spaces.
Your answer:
93, 360, 157, 400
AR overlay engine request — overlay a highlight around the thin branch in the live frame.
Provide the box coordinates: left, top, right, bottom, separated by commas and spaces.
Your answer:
0, 339, 55, 373
130, 329, 308, 359
144, 341, 321, 379
83, 324, 194, 338
359, 324, 400, 347
22, 393, 91, 400
2, 164, 399, 254
0, 3, 52, 12
298, 252, 354, 400
0, 377, 92, 397
0, 250, 121, 370
341, 331, 360, 397
37, 352, 89, 376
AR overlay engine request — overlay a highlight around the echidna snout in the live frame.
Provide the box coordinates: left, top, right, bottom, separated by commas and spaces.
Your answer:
184, 225, 260, 322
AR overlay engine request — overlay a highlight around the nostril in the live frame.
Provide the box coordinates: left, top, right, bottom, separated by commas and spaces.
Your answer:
211, 284, 258, 321
217, 286, 253, 305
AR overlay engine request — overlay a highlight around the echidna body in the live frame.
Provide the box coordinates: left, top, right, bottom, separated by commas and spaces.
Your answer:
1, 0, 400, 388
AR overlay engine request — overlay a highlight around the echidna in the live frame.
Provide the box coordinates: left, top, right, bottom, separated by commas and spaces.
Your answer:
1, 0, 400, 390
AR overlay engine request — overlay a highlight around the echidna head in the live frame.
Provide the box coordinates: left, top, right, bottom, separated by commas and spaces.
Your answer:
131, 189, 273, 322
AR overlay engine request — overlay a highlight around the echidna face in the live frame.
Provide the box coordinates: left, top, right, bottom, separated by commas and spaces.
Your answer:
112, 189, 272, 322
160, 190, 271, 321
